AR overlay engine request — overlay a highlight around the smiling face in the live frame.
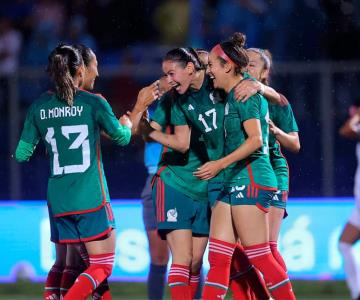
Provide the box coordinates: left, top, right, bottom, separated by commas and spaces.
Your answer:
207, 49, 228, 90
246, 50, 269, 83
162, 60, 194, 94
82, 50, 98, 90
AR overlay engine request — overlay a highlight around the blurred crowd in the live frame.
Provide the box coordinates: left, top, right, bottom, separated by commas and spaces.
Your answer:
1, 0, 360, 200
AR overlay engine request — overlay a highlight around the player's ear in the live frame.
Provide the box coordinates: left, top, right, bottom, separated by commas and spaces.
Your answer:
186, 62, 195, 75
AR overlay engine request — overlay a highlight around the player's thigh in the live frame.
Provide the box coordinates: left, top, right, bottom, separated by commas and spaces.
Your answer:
232, 205, 269, 246
66, 243, 84, 267
269, 206, 285, 241
147, 229, 169, 265
166, 229, 193, 266
209, 200, 236, 244
85, 229, 116, 256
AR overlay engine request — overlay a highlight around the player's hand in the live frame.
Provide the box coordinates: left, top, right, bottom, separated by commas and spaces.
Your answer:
139, 118, 154, 137
158, 76, 172, 97
234, 79, 261, 102
193, 160, 223, 180
269, 119, 280, 136
120, 114, 133, 129
135, 81, 160, 111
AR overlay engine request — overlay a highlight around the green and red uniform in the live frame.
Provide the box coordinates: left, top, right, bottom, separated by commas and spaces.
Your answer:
15, 90, 131, 242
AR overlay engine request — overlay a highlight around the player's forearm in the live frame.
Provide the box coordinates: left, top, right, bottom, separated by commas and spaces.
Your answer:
275, 131, 300, 153
262, 84, 281, 104
129, 106, 146, 134
148, 130, 189, 153
110, 125, 132, 146
219, 136, 262, 169
14, 140, 36, 162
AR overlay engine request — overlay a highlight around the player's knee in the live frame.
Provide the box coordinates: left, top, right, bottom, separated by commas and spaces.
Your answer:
191, 255, 203, 273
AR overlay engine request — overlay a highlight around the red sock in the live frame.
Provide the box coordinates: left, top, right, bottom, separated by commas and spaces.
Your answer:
63, 253, 115, 300
244, 243, 295, 300
168, 264, 191, 300
92, 280, 112, 300
190, 271, 200, 299
269, 241, 287, 273
229, 244, 254, 300
202, 238, 236, 300
60, 267, 81, 297
44, 264, 63, 300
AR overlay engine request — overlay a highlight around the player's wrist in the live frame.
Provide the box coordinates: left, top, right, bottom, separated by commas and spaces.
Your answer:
258, 82, 265, 95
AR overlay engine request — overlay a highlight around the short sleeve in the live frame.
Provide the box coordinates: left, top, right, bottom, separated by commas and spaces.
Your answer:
237, 94, 261, 123
272, 96, 299, 133
94, 96, 121, 136
151, 94, 171, 128
171, 101, 188, 126
20, 103, 41, 145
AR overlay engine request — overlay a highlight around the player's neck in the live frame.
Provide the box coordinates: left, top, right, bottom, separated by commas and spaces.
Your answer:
190, 70, 205, 91
224, 74, 243, 93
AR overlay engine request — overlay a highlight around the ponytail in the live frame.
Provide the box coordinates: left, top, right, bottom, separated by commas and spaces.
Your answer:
47, 44, 83, 106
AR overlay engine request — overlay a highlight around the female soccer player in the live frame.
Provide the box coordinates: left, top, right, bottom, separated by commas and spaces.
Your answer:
14, 44, 155, 300
195, 33, 296, 300
140, 47, 226, 299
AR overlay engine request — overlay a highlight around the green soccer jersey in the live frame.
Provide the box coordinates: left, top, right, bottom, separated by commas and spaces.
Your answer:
223, 88, 277, 189
269, 96, 299, 191
151, 92, 208, 202
16, 90, 131, 216
171, 75, 226, 183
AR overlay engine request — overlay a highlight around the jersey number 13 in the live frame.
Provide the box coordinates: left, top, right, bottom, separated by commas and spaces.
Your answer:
45, 125, 90, 175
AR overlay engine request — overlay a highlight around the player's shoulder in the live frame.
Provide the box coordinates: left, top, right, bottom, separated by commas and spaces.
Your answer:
28, 90, 55, 110
278, 93, 291, 107
76, 89, 110, 109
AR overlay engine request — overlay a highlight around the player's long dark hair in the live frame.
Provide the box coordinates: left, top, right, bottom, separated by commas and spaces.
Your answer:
47, 44, 83, 106
164, 47, 205, 71
72, 44, 93, 67
218, 32, 249, 75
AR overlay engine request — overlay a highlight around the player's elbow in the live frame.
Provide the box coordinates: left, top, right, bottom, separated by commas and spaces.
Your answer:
250, 135, 263, 150
177, 141, 189, 153
290, 140, 301, 153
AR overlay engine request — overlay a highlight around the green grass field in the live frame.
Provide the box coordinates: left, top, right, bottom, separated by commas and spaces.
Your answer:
0, 280, 350, 299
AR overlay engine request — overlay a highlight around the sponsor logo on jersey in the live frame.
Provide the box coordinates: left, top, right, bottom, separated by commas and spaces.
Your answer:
188, 104, 195, 111
236, 192, 244, 199
167, 208, 178, 222
230, 185, 246, 193
273, 190, 281, 201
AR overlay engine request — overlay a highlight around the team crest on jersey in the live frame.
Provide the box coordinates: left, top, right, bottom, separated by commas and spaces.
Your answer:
167, 208, 178, 222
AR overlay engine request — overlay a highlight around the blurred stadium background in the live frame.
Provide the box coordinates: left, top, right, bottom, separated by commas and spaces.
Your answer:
1, 0, 360, 299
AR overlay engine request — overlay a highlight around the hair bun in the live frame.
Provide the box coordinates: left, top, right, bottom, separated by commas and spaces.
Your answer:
231, 32, 246, 48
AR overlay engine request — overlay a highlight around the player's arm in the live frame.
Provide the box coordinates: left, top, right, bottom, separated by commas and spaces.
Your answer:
141, 118, 190, 153
14, 104, 40, 162
234, 79, 281, 104
269, 119, 300, 153
339, 113, 360, 140
128, 81, 160, 134
194, 118, 262, 180
14, 140, 37, 162
96, 97, 132, 146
